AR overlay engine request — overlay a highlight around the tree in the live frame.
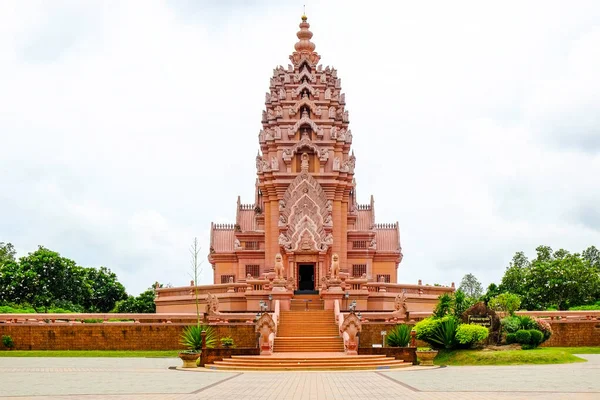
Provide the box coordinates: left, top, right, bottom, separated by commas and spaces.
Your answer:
82, 267, 127, 312
499, 251, 530, 297
526, 252, 599, 310
0, 242, 16, 265
498, 246, 600, 310
0, 259, 22, 304
458, 273, 483, 299
113, 288, 156, 313
15, 246, 85, 312
583, 246, 600, 272
452, 289, 474, 318
488, 292, 521, 316
0, 245, 129, 313
481, 283, 501, 305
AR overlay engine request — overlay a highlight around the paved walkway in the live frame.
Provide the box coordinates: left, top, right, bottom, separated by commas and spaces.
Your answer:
0, 355, 598, 399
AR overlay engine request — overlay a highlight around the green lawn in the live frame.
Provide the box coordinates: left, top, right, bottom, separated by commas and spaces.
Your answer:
0, 350, 179, 358
434, 346, 600, 366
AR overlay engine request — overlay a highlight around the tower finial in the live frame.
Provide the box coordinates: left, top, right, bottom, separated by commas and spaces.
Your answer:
295, 12, 315, 52
302, 4, 306, 20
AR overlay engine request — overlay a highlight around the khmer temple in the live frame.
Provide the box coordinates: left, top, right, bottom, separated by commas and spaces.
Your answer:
155, 16, 453, 326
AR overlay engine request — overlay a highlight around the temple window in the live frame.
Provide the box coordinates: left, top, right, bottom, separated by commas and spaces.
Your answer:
352, 241, 368, 249
352, 264, 367, 277
376, 274, 391, 283
245, 264, 260, 278
220, 274, 235, 284
244, 241, 259, 250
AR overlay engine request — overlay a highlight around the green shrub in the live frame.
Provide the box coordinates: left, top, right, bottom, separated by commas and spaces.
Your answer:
386, 324, 412, 347
528, 329, 544, 347
501, 316, 520, 333
569, 300, 600, 310
179, 325, 216, 352
517, 316, 536, 330
433, 293, 453, 318
2, 335, 15, 349
515, 329, 531, 344
455, 324, 489, 347
220, 336, 234, 348
414, 318, 439, 341
505, 333, 517, 344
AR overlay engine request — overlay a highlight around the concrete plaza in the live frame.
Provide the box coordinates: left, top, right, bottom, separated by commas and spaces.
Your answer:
0, 355, 598, 399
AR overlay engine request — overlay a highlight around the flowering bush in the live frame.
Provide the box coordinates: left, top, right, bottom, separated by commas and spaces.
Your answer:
533, 317, 553, 342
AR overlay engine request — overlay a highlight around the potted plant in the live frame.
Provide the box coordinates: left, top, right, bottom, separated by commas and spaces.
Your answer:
179, 324, 216, 368
415, 347, 438, 366
178, 238, 216, 368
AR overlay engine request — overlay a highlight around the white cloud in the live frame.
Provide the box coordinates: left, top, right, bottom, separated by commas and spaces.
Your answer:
1, 0, 599, 294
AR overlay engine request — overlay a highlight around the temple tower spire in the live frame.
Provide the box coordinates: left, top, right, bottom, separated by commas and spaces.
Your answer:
294, 15, 316, 53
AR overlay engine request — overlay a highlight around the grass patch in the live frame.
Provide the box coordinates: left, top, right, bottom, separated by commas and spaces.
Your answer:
434, 347, 599, 366
0, 350, 179, 358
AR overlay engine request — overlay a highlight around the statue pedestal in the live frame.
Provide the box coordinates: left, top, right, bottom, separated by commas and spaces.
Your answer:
272, 279, 287, 289
270, 288, 294, 311
321, 289, 344, 310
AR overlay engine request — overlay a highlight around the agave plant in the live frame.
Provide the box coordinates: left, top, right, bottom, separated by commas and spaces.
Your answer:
386, 324, 412, 347
428, 316, 459, 349
180, 325, 217, 353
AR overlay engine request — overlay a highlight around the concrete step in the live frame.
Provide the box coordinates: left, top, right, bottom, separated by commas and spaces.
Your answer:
204, 354, 412, 371
230, 355, 387, 362
214, 359, 406, 368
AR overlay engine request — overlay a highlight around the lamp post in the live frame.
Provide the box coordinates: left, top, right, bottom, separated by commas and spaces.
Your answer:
381, 330, 387, 348
268, 294, 273, 311
344, 291, 349, 310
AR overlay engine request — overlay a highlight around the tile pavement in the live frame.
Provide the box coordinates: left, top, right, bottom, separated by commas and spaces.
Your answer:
0, 355, 598, 399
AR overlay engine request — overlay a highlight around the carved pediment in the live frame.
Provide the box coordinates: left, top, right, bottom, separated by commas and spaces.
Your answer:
279, 173, 331, 253
294, 67, 316, 83
290, 97, 321, 116
291, 116, 323, 137
290, 52, 321, 68
282, 136, 329, 164
292, 82, 318, 97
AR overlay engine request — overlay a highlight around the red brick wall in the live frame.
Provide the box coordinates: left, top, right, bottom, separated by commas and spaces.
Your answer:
541, 321, 600, 347
0, 324, 256, 351
0, 320, 597, 350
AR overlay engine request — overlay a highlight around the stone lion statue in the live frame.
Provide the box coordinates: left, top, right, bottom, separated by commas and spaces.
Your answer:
331, 253, 340, 279
274, 253, 284, 280
205, 293, 219, 315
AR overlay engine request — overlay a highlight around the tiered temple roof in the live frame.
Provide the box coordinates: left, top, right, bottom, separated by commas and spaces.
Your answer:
209, 15, 402, 283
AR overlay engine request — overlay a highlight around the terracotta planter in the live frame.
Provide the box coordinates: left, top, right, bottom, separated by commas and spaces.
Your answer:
416, 350, 438, 366
178, 352, 200, 368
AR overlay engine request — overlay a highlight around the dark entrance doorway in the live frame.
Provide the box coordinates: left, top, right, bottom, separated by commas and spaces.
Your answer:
297, 264, 314, 291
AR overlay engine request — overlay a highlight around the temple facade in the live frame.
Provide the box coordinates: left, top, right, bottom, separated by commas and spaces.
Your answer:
208, 16, 402, 291
155, 17, 453, 316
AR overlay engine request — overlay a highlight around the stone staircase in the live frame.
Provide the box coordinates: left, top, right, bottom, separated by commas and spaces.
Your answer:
274, 307, 344, 352
290, 294, 323, 311
204, 354, 412, 371
203, 294, 413, 370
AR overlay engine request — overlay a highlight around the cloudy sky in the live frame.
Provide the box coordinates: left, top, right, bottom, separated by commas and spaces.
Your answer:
1, 0, 599, 295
